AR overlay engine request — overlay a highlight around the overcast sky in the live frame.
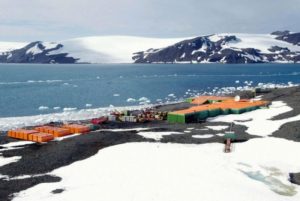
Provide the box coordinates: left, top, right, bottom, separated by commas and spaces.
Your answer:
0, 0, 299, 41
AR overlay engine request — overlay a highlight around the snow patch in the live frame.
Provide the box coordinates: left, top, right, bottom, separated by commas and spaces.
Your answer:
0, 156, 21, 167
12, 138, 300, 201
206, 125, 229, 131
192, 134, 214, 139
137, 131, 183, 140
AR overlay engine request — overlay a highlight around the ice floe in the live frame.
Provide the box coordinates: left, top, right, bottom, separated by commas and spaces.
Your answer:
63, 108, 77, 112
126, 98, 136, 102
38, 106, 49, 111
0, 105, 152, 131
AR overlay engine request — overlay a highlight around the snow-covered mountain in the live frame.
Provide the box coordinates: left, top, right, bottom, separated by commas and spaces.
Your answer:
134, 31, 300, 64
0, 36, 187, 64
0, 31, 299, 64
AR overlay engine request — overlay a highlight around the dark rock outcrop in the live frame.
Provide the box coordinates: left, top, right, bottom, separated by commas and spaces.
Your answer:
275, 32, 300, 46
0, 41, 78, 64
289, 173, 300, 185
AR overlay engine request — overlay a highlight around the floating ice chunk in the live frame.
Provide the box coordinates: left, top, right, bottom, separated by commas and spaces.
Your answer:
38, 106, 49, 110
168, 94, 176, 97
127, 98, 136, 102
85, 104, 92, 108
63, 107, 77, 111
53, 107, 61, 110
235, 80, 240, 84
139, 97, 150, 102
113, 94, 120, 97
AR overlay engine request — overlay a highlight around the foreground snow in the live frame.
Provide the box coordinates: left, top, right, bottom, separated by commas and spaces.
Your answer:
209, 101, 300, 136
13, 137, 300, 201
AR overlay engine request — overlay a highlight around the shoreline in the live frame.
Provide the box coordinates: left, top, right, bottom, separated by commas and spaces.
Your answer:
0, 86, 300, 200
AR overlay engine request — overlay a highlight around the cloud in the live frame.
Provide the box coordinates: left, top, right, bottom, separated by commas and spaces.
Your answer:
0, 0, 299, 41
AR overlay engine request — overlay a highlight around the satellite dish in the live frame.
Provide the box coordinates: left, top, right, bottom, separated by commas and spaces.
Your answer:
234, 95, 240, 102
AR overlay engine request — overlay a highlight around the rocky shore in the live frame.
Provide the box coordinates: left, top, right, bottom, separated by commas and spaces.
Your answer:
1, 86, 300, 200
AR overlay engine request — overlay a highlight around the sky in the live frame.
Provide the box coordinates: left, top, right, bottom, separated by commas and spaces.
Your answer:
0, 0, 299, 42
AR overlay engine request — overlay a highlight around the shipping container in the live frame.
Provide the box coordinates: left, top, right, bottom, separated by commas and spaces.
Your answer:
63, 124, 90, 134
167, 97, 269, 123
31, 133, 54, 143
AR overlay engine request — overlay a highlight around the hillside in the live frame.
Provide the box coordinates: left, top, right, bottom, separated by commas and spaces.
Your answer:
0, 31, 299, 64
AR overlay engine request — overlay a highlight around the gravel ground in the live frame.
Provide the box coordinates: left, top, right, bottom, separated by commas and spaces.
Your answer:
1, 86, 300, 200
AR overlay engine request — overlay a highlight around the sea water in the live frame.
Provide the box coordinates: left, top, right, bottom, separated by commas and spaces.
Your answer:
0, 63, 299, 120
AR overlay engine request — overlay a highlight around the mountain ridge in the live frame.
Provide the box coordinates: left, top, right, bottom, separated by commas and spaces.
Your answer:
0, 32, 299, 64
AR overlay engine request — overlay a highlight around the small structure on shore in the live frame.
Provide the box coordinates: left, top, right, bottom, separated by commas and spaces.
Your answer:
224, 123, 236, 153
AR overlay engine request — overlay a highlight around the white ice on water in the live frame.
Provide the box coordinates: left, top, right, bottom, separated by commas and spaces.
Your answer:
0, 105, 152, 131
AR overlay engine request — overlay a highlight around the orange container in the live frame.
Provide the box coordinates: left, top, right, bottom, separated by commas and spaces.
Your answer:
7, 129, 38, 140
35, 126, 48, 133
20, 130, 39, 140
63, 124, 90, 134
15, 129, 27, 139
35, 126, 72, 137
28, 134, 34, 141
31, 133, 54, 143
7, 130, 14, 138
51, 127, 71, 137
